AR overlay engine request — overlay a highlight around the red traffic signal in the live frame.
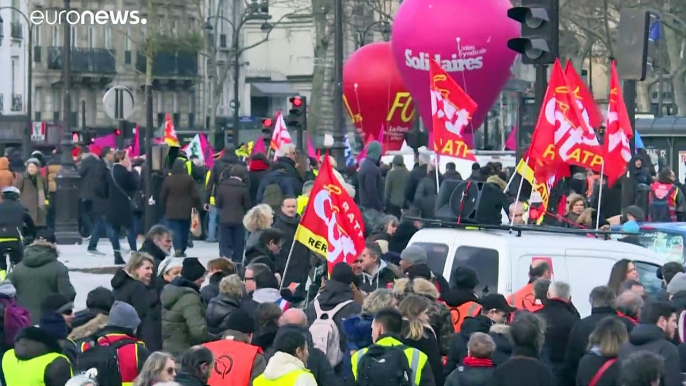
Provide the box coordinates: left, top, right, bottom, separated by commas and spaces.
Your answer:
290, 97, 303, 107
114, 129, 122, 136
262, 118, 273, 127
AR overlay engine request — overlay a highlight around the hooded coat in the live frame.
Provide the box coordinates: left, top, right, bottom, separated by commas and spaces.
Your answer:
160, 161, 202, 220
266, 324, 339, 386
618, 324, 682, 386
305, 279, 362, 353
15, 171, 48, 226
358, 259, 398, 293
77, 154, 108, 212
206, 149, 244, 204
384, 156, 410, 208
110, 269, 162, 351
3, 327, 73, 386
248, 154, 270, 204
106, 163, 139, 228
0, 157, 15, 194
357, 142, 384, 211
8, 241, 75, 324
446, 315, 494, 374
160, 277, 209, 356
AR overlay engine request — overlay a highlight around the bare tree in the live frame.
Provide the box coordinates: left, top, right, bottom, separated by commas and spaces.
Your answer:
308, 0, 334, 139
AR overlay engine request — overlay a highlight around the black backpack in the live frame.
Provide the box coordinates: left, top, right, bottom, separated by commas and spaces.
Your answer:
356, 345, 412, 386
76, 336, 138, 386
649, 186, 676, 222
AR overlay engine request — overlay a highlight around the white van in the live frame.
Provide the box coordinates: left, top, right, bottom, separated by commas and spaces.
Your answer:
408, 227, 666, 317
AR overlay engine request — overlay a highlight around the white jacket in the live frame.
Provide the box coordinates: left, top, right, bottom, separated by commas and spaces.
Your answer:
260, 351, 317, 386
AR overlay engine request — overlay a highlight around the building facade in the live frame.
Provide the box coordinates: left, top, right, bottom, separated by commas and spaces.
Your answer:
0, 0, 29, 116
30, 0, 204, 145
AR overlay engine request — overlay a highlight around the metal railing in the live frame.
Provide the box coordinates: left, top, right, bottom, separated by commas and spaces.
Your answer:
11, 94, 22, 112
47, 47, 116, 74
136, 52, 198, 77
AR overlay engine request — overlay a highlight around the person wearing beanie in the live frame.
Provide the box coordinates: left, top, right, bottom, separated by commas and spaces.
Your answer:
358, 140, 384, 212
443, 266, 482, 334
304, 262, 362, 361
385, 154, 410, 218
2, 323, 73, 386
161, 258, 210, 356
399, 245, 450, 299
69, 287, 114, 340
203, 309, 267, 385
77, 301, 149, 386
667, 272, 686, 314
625, 205, 646, 222
15, 156, 49, 228
40, 293, 75, 327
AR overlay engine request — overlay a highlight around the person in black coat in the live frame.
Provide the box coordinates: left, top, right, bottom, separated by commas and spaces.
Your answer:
490, 312, 557, 386
272, 197, 311, 288
106, 151, 139, 263
205, 146, 244, 205
563, 286, 635, 386
576, 317, 628, 386
111, 255, 162, 352
266, 310, 340, 386
78, 148, 105, 237
215, 166, 251, 262
534, 282, 580, 383
405, 154, 430, 207
205, 274, 242, 338
445, 332, 496, 386
247, 153, 270, 205
618, 301, 682, 386
357, 141, 384, 212
398, 294, 444, 386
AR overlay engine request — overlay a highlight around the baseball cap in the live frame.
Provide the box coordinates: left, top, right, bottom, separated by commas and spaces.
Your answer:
480, 294, 516, 313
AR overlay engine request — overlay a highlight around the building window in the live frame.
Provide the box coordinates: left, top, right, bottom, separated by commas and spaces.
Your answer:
11, 0, 19, 22
125, 27, 131, 50
34, 25, 41, 46
188, 92, 196, 112
70, 26, 77, 47
172, 20, 178, 37
172, 92, 178, 112
104, 27, 112, 49
11, 57, 18, 94
52, 89, 61, 112
35, 88, 42, 112
88, 27, 94, 48
52, 26, 59, 46
156, 91, 164, 113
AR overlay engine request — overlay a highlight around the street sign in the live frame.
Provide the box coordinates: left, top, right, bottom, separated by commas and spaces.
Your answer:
103, 86, 135, 120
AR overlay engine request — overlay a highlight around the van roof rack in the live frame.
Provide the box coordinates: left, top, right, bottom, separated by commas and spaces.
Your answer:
407, 217, 635, 238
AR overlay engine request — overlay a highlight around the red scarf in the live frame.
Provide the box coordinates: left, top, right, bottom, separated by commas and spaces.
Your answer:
462, 356, 494, 368
617, 311, 638, 325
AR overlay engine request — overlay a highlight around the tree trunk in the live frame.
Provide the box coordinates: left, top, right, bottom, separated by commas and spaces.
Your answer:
665, 24, 686, 115
308, 2, 331, 141
637, 81, 652, 113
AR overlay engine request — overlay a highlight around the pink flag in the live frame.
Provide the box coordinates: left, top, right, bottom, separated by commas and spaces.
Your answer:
93, 134, 117, 149
130, 124, 141, 157
306, 135, 317, 159
378, 124, 386, 155
199, 133, 215, 168
251, 138, 267, 155
504, 126, 516, 150
356, 133, 375, 163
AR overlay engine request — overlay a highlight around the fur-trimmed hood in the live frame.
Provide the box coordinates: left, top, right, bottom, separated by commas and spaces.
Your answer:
67, 313, 109, 341
22, 240, 59, 268
392, 277, 439, 300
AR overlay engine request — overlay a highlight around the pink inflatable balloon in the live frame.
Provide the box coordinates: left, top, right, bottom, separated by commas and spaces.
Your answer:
391, 0, 519, 136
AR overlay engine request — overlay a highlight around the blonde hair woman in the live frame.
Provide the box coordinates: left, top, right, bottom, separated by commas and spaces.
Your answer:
206, 274, 244, 337
398, 294, 445, 385
132, 352, 177, 386
111, 252, 161, 350
243, 204, 274, 250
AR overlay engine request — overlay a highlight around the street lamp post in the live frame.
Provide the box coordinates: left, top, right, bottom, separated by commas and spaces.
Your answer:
332, 0, 346, 169
54, 0, 81, 244
357, 20, 391, 48
0, 8, 34, 160
205, 5, 272, 147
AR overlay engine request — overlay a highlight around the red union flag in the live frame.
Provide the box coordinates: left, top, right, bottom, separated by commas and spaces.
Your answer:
564, 61, 603, 129
429, 59, 477, 161
528, 59, 604, 180
294, 156, 365, 273
604, 61, 633, 187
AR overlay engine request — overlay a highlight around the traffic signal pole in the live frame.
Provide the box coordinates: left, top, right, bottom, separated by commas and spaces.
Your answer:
534, 64, 548, 112
332, 0, 346, 169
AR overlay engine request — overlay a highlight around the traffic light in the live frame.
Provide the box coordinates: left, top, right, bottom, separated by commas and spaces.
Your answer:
507, 0, 559, 65
114, 128, 122, 136
287, 96, 307, 133
262, 118, 274, 147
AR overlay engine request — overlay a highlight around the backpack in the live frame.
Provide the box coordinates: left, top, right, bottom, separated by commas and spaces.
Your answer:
356, 345, 412, 386
76, 336, 139, 386
649, 186, 676, 222
309, 299, 353, 367
0, 297, 30, 347
262, 183, 283, 213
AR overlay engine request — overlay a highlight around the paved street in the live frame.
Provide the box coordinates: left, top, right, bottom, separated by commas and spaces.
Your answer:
57, 240, 221, 310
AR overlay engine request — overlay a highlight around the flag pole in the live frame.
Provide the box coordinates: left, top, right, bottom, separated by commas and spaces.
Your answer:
434, 155, 440, 193
503, 169, 517, 192
595, 160, 605, 230
278, 238, 298, 291
510, 157, 529, 227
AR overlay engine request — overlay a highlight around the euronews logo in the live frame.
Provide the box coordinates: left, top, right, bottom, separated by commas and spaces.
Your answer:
30, 10, 147, 25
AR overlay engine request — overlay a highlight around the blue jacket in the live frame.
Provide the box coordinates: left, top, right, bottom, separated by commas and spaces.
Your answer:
256, 169, 296, 203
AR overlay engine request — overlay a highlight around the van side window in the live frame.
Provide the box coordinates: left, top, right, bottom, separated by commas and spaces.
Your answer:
412, 242, 449, 275
633, 261, 662, 297
452, 247, 499, 296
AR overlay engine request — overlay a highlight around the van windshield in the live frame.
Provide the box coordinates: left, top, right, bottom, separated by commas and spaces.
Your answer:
452, 247, 499, 296
412, 242, 450, 275
634, 261, 662, 297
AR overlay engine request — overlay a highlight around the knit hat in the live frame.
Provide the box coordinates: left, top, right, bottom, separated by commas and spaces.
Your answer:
452, 266, 479, 290
331, 262, 354, 285
158, 257, 185, 276
622, 220, 640, 234
181, 258, 206, 282
392, 155, 405, 167
400, 246, 428, 265
366, 141, 382, 161
85, 287, 114, 313
39, 312, 69, 341
40, 293, 74, 315
407, 263, 432, 281
225, 309, 256, 334
667, 272, 686, 295
108, 301, 142, 331
626, 206, 646, 222
26, 157, 41, 167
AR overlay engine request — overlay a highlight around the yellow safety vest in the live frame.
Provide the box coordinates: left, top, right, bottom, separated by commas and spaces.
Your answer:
205, 170, 215, 206
253, 368, 315, 386
2, 349, 72, 386
296, 195, 309, 215
351, 336, 427, 386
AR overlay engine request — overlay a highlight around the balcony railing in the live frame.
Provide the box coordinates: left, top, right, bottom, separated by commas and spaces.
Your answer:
47, 47, 116, 74
11, 94, 22, 112
11, 22, 23, 40
136, 52, 198, 77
